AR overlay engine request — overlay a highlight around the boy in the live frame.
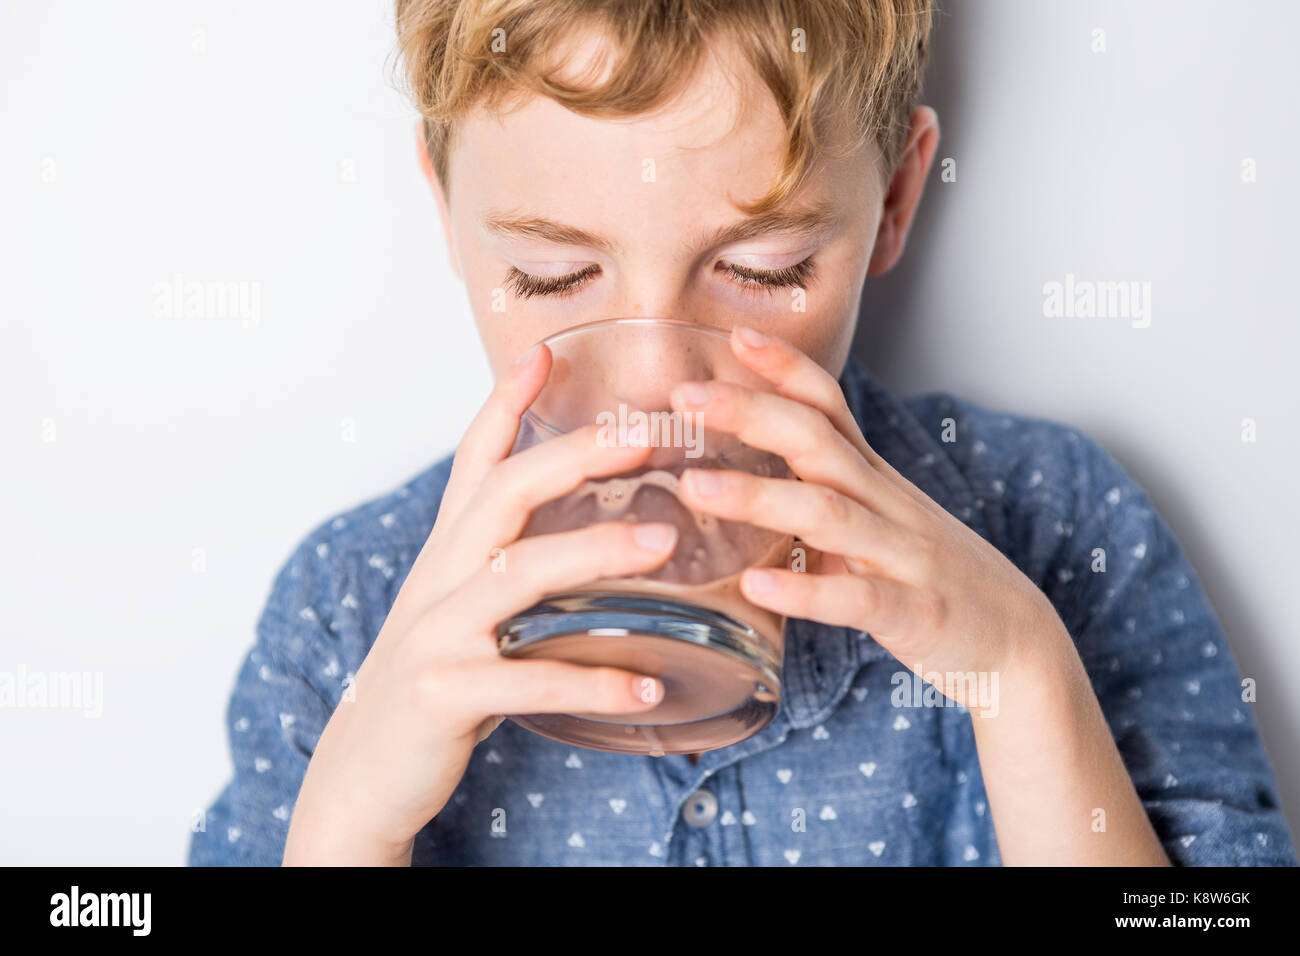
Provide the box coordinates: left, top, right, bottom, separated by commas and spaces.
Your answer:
189, 0, 1296, 866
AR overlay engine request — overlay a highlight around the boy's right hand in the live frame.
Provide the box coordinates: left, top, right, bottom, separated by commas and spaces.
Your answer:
282, 344, 674, 865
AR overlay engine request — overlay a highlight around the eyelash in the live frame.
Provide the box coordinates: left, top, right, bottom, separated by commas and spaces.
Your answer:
503, 264, 601, 299
502, 257, 816, 299
720, 257, 816, 294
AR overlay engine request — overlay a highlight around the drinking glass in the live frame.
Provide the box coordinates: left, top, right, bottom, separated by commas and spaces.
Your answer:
495, 318, 794, 755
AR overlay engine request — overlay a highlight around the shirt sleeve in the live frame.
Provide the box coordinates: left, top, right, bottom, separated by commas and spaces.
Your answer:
1033, 431, 1297, 866
188, 540, 341, 866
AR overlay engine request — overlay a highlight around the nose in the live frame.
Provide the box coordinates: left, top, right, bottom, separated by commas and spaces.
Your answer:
556, 316, 724, 414
593, 278, 738, 390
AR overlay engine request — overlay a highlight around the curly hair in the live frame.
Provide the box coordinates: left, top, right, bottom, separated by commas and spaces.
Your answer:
393, 0, 932, 213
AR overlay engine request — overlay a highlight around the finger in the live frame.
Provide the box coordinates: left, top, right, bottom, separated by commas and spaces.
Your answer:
438, 342, 552, 522
738, 567, 943, 646
730, 325, 865, 451
669, 379, 910, 524
396, 344, 554, 625
406, 410, 655, 621
678, 469, 916, 577
463, 658, 665, 719
435, 519, 680, 638
447, 421, 655, 558
729, 326, 945, 515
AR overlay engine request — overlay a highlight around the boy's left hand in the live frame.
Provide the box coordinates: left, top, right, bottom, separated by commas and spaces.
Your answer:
669, 325, 1073, 708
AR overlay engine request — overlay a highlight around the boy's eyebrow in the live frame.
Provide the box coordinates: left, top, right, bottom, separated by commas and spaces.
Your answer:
481, 201, 837, 255
482, 213, 619, 254
697, 202, 838, 248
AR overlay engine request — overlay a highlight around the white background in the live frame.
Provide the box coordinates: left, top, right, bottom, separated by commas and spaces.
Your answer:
2, 1, 1296, 864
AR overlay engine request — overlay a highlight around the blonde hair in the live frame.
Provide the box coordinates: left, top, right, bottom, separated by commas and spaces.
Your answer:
393, 0, 932, 214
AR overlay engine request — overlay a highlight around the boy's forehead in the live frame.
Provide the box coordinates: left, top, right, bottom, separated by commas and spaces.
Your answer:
452, 53, 784, 181
443, 30, 879, 237
449, 87, 873, 245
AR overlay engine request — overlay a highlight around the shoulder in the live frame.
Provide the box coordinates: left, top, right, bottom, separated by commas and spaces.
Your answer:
840, 357, 1160, 583
902, 389, 1154, 536
284, 452, 456, 573
900, 390, 1188, 645
255, 453, 456, 680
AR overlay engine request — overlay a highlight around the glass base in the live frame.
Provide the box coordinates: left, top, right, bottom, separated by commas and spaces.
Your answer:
495, 592, 781, 755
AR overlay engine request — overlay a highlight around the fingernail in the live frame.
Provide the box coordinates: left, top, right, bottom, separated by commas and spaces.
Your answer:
685, 469, 724, 496
513, 343, 540, 367
743, 568, 778, 594
633, 523, 677, 551
735, 325, 769, 348
674, 382, 710, 407
632, 675, 663, 704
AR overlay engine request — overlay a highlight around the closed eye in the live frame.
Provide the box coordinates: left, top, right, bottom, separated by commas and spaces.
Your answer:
503, 264, 600, 299
501, 256, 816, 299
718, 256, 816, 293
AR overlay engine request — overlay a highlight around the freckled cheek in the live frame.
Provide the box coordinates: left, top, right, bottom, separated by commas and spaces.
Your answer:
457, 263, 530, 373
472, 316, 552, 377
775, 317, 854, 372
764, 278, 860, 371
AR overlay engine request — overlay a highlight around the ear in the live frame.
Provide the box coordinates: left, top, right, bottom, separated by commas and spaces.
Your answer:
867, 106, 940, 277
415, 120, 462, 280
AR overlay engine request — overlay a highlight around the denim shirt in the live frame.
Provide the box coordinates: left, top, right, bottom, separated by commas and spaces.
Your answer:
189, 355, 1296, 866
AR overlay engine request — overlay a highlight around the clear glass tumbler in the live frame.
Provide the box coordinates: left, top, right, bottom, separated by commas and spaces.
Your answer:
495, 317, 794, 755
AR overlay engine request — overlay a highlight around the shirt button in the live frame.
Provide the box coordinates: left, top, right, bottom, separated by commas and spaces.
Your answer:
682, 789, 718, 827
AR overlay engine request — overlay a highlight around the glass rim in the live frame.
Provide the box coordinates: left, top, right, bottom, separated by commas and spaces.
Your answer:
519, 317, 737, 439
532, 316, 734, 350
